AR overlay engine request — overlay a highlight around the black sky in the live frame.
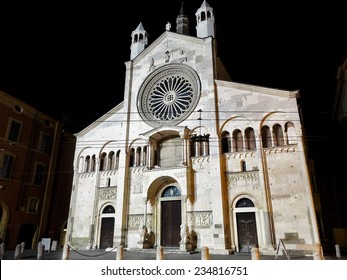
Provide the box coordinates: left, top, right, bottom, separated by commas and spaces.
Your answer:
0, 0, 346, 134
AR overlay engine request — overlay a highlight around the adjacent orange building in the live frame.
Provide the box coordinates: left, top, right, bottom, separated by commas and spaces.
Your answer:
0, 90, 75, 250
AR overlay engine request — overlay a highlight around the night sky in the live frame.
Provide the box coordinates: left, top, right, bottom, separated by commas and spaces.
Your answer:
0, 0, 346, 135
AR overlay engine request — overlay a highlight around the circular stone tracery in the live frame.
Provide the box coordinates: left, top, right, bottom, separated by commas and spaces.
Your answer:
137, 64, 201, 127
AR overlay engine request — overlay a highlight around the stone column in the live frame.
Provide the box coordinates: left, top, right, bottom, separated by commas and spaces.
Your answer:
186, 138, 191, 167
202, 140, 209, 156
141, 146, 146, 166
194, 141, 200, 156
147, 140, 153, 169
182, 138, 187, 165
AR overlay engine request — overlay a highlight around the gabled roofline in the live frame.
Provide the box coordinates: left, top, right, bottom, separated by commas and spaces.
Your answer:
130, 31, 209, 63
74, 101, 124, 137
215, 79, 299, 99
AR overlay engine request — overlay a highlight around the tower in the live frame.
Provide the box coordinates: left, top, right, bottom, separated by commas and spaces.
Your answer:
195, 0, 215, 38
176, 2, 189, 35
130, 22, 148, 60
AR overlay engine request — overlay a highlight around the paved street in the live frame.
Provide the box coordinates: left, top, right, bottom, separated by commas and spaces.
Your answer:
2, 247, 345, 260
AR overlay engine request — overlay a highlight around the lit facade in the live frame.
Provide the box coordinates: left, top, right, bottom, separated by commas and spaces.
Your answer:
66, 1, 320, 254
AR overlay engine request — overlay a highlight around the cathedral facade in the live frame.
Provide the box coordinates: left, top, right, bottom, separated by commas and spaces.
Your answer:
66, 1, 320, 255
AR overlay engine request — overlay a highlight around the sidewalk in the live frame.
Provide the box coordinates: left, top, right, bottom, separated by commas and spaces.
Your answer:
2, 248, 345, 260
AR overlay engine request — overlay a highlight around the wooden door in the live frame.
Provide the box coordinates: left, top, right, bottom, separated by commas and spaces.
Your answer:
161, 200, 181, 247
236, 212, 258, 253
99, 217, 114, 249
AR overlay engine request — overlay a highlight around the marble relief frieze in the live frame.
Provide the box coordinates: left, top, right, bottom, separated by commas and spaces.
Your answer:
128, 214, 153, 229
225, 171, 259, 188
98, 187, 117, 200
187, 211, 213, 227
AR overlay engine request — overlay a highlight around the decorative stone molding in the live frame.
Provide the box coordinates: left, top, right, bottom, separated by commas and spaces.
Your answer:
225, 171, 259, 187
98, 187, 117, 200
79, 172, 96, 178
224, 151, 256, 160
128, 214, 152, 229
99, 170, 118, 176
128, 215, 143, 229
263, 144, 297, 155
191, 156, 210, 164
187, 211, 213, 227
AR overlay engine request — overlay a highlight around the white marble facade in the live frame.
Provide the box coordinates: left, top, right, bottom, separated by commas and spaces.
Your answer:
66, 1, 320, 255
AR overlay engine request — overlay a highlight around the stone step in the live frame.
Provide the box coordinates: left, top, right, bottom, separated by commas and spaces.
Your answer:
125, 247, 198, 255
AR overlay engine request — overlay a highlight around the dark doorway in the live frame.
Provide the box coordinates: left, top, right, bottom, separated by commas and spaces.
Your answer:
99, 217, 114, 249
161, 200, 181, 247
17, 224, 37, 249
236, 212, 258, 253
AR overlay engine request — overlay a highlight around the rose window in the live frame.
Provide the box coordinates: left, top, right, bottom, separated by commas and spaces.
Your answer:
137, 64, 200, 127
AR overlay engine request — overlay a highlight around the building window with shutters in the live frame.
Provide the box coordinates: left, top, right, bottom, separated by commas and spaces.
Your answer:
6, 118, 22, 143
33, 163, 46, 186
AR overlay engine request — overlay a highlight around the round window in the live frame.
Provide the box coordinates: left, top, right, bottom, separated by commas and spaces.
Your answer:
137, 64, 201, 127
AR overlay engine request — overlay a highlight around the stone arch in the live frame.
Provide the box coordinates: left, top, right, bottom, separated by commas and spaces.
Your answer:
230, 195, 260, 253
146, 177, 184, 248
98, 203, 116, 249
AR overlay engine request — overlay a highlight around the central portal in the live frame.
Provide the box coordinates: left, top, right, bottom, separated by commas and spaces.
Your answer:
161, 200, 181, 247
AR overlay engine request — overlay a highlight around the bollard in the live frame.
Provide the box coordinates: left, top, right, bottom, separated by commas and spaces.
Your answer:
117, 245, 124, 260
20, 241, 25, 258
335, 244, 341, 259
62, 244, 70, 260
0, 243, 5, 260
312, 243, 323, 260
37, 243, 45, 260
14, 244, 21, 259
156, 245, 164, 260
201, 246, 210, 260
251, 247, 260, 260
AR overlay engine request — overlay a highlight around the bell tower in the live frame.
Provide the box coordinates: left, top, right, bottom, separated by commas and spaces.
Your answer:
130, 22, 148, 60
195, 0, 215, 38
176, 2, 189, 35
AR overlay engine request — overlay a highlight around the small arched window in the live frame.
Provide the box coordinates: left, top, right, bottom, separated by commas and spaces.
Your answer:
162, 186, 181, 197
106, 177, 111, 187
91, 155, 96, 172
129, 148, 135, 167
221, 131, 231, 153
233, 129, 243, 152
99, 152, 107, 171
241, 160, 247, 172
115, 150, 121, 170
261, 126, 271, 148
245, 127, 256, 150
103, 206, 115, 214
136, 147, 141, 167
85, 155, 90, 172
273, 124, 284, 146
285, 122, 296, 144
236, 198, 254, 208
